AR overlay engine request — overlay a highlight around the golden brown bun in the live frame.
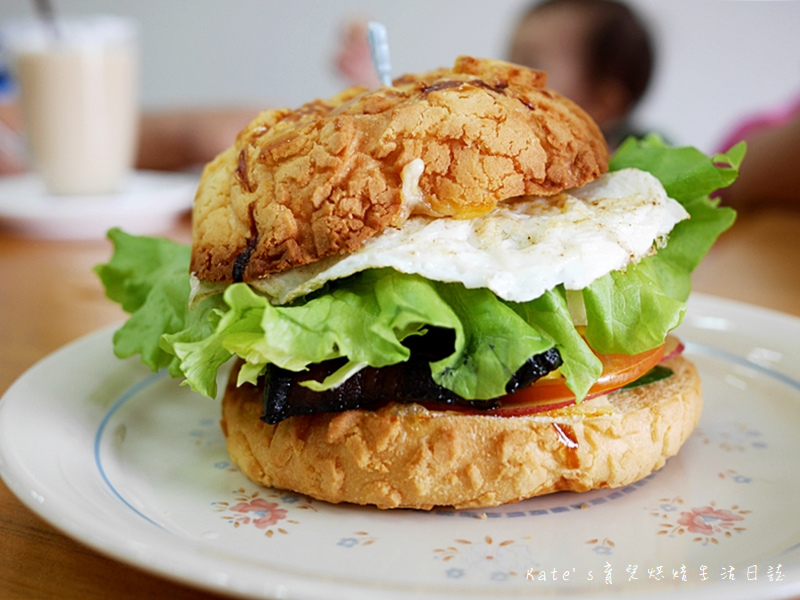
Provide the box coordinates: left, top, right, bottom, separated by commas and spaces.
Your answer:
221, 355, 701, 510
191, 56, 609, 283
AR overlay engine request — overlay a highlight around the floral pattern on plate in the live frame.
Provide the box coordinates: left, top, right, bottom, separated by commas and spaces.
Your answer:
433, 535, 534, 582
212, 488, 317, 537
652, 497, 750, 545
694, 423, 768, 452
336, 531, 378, 548
586, 537, 616, 556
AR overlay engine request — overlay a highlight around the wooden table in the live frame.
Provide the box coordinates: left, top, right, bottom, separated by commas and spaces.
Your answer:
1, 209, 799, 599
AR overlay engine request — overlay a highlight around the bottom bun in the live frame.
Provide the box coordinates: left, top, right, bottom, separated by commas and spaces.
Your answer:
221, 355, 702, 510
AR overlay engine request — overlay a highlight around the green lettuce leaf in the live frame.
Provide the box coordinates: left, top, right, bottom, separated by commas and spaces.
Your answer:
581, 261, 687, 354
164, 269, 557, 400
510, 286, 602, 400
582, 136, 740, 354
213, 270, 462, 392
94, 228, 193, 373
96, 137, 740, 402
610, 134, 745, 201
164, 284, 263, 397
426, 282, 555, 399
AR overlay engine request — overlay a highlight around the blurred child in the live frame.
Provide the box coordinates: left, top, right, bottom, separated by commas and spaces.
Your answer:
508, 0, 655, 149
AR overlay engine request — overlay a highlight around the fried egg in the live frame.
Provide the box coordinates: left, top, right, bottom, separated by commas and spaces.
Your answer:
245, 167, 688, 305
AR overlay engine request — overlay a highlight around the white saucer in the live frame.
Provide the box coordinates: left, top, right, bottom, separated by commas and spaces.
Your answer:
0, 171, 197, 240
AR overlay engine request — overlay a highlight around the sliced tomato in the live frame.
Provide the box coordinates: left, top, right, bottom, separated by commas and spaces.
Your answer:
483, 335, 683, 417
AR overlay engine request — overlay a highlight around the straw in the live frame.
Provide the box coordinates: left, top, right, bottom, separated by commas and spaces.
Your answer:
367, 22, 392, 87
33, 0, 61, 39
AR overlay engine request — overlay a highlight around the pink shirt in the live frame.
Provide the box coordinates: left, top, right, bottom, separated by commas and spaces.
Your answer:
717, 94, 800, 153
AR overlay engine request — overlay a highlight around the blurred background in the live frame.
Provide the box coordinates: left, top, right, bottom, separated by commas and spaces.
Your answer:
1, 0, 798, 154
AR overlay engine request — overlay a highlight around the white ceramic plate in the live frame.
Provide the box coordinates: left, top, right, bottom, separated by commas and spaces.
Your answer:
0, 171, 196, 239
1, 293, 799, 600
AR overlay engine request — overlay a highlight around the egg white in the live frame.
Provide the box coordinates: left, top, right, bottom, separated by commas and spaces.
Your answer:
238, 167, 688, 305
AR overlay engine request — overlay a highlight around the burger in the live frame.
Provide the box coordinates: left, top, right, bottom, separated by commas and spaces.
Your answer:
96, 57, 740, 510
